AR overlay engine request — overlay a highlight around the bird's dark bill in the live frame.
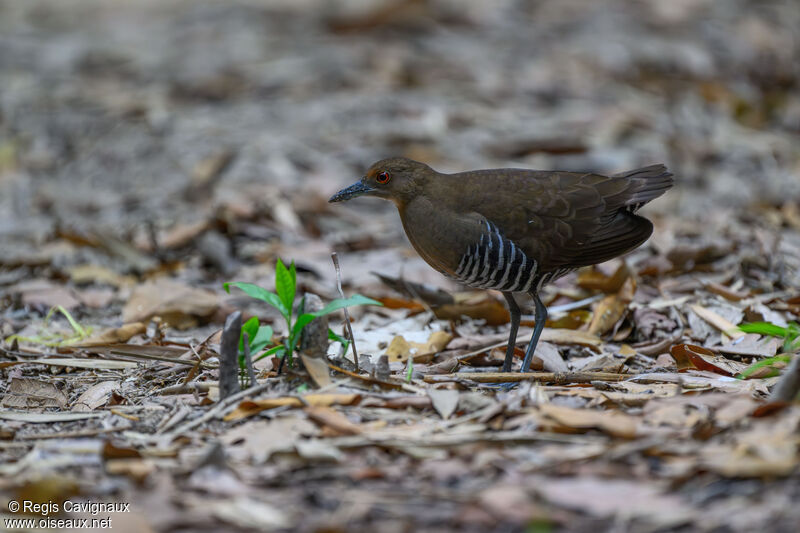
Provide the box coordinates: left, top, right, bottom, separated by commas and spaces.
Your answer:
329, 181, 375, 202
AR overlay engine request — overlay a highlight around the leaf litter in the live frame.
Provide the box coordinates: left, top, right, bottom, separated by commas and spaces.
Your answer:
2, 1, 800, 531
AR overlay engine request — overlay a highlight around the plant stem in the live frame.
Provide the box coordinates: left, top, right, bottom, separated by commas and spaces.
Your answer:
331, 252, 359, 371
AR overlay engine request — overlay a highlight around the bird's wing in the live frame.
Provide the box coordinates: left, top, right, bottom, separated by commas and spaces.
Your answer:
461, 167, 668, 270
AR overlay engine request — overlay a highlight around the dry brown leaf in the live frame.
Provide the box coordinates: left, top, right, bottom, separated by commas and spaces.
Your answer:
72, 381, 119, 411
123, 278, 219, 328
669, 344, 748, 376
13, 279, 81, 310
700, 409, 800, 477
223, 394, 361, 421
1, 377, 68, 409
300, 353, 332, 388
705, 282, 748, 301
80, 323, 146, 346
540, 328, 602, 348
539, 476, 690, 525
305, 405, 362, 435
576, 262, 630, 293
221, 417, 319, 462
385, 330, 453, 362
434, 298, 510, 326
537, 404, 639, 438
588, 276, 635, 336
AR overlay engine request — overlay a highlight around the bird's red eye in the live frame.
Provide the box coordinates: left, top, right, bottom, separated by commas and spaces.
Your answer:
376, 171, 391, 184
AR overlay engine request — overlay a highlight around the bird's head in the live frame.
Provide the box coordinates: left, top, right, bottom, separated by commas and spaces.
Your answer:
329, 157, 433, 207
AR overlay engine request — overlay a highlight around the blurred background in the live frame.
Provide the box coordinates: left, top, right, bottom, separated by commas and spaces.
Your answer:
2, 3, 800, 529
0, 0, 798, 304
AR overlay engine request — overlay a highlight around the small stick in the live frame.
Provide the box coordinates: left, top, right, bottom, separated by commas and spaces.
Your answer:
331, 252, 359, 371
219, 311, 242, 400
243, 332, 258, 387
423, 371, 629, 384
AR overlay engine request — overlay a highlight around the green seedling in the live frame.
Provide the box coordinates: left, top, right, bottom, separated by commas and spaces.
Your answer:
736, 354, 793, 379
224, 258, 381, 367
735, 321, 799, 379
739, 321, 800, 353
5, 305, 92, 347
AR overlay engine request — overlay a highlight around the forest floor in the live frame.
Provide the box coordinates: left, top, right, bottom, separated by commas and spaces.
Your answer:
1, 1, 800, 531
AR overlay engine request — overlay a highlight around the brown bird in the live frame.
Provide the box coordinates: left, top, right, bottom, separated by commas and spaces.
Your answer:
329, 158, 673, 372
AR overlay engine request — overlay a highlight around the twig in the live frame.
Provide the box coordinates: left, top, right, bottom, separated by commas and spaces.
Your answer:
424, 371, 629, 384
243, 332, 258, 387
158, 380, 274, 441
331, 252, 359, 371
328, 362, 406, 390
153, 382, 217, 395
219, 311, 242, 400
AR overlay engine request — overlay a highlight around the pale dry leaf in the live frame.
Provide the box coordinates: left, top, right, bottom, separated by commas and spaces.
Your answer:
122, 278, 219, 328
211, 497, 291, 530
538, 476, 691, 526
300, 353, 332, 388
305, 405, 362, 435
428, 388, 459, 419
1, 377, 68, 409
221, 417, 319, 463
537, 404, 639, 438
532, 341, 568, 372
72, 380, 119, 412
689, 304, 745, 339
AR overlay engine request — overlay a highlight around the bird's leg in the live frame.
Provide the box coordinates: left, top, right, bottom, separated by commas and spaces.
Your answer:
501, 292, 521, 372
520, 291, 548, 373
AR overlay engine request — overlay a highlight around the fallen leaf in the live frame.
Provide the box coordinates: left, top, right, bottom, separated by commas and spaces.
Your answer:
123, 278, 219, 328
537, 404, 639, 438
223, 394, 361, 421
300, 353, 332, 388
434, 298, 510, 326
669, 344, 748, 376
385, 330, 452, 362
1, 377, 68, 409
80, 323, 146, 346
689, 304, 745, 340
428, 388, 459, 419
222, 417, 319, 462
72, 381, 119, 411
12, 279, 81, 310
588, 276, 635, 336
538, 476, 691, 526
531, 341, 568, 372
576, 262, 630, 292
211, 497, 291, 530
305, 405, 362, 435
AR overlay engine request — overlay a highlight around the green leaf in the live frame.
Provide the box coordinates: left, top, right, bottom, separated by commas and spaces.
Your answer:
405, 358, 414, 383
328, 328, 350, 354
56, 305, 88, 339
736, 354, 793, 379
289, 313, 317, 338
275, 259, 296, 317
257, 344, 287, 361
249, 325, 274, 354
225, 282, 288, 319
240, 316, 260, 353
313, 294, 382, 317
739, 322, 790, 338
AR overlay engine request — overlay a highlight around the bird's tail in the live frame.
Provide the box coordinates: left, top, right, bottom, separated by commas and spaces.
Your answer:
613, 164, 673, 211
